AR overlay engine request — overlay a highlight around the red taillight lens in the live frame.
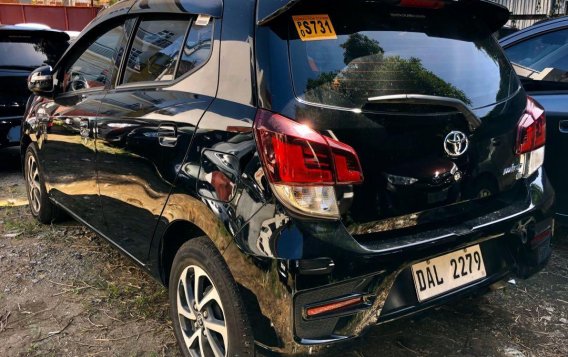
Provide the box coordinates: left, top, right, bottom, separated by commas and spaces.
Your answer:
399, 0, 446, 9
326, 138, 364, 184
254, 110, 363, 186
516, 97, 546, 155
305, 296, 364, 318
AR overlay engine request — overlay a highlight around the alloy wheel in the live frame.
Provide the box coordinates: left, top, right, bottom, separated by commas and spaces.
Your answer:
26, 154, 42, 213
177, 265, 228, 357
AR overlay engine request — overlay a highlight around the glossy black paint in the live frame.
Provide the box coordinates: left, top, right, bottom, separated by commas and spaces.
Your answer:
500, 16, 568, 223
21, 0, 555, 355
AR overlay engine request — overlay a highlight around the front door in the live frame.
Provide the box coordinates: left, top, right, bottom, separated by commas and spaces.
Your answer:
38, 20, 132, 228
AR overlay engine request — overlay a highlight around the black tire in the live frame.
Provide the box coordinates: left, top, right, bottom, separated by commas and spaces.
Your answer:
24, 144, 63, 224
169, 236, 254, 357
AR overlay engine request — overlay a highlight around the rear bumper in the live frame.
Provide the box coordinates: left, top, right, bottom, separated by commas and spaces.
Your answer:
226, 168, 554, 355
0, 116, 21, 148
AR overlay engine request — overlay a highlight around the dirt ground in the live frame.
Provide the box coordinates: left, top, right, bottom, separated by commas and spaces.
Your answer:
1, 146, 568, 357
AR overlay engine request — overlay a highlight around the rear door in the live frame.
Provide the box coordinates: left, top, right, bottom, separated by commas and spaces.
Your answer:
502, 26, 568, 217
96, 15, 217, 261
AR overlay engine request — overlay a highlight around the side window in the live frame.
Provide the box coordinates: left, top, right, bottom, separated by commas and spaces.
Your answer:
63, 21, 131, 92
505, 28, 568, 77
177, 20, 214, 78
122, 19, 190, 84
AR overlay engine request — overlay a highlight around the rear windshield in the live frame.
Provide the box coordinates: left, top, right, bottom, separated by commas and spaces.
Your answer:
288, 6, 518, 110
0, 36, 66, 68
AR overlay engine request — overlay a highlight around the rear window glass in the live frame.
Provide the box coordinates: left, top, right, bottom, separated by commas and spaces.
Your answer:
289, 9, 518, 110
0, 39, 64, 68
123, 19, 190, 84
177, 20, 214, 77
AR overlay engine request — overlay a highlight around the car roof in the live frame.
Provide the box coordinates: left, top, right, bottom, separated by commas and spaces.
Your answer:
499, 15, 568, 46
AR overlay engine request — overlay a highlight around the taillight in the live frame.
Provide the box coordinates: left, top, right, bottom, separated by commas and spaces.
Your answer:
516, 97, 546, 155
515, 97, 546, 179
399, 0, 446, 9
254, 109, 363, 218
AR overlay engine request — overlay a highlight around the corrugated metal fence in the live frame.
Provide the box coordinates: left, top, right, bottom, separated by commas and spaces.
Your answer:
492, 0, 567, 28
0, 4, 100, 31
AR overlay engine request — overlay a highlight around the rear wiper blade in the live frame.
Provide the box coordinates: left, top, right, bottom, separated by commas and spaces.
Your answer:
367, 94, 481, 131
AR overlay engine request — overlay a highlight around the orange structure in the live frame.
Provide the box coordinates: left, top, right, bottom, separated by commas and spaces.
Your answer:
0, 3, 101, 31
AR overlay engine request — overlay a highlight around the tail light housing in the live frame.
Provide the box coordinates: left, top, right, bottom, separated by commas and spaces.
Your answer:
254, 110, 363, 219
516, 97, 546, 155
515, 97, 546, 178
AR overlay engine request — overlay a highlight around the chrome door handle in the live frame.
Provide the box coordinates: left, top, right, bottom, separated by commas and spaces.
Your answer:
158, 123, 178, 147
559, 120, 568, 134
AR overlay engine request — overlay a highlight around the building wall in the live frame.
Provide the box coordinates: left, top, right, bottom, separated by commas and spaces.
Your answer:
0, 4, 100, 30
492, 0, 567, 29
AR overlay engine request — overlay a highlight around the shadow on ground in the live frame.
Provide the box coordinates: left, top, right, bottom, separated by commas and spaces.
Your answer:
0, 147, 21, 173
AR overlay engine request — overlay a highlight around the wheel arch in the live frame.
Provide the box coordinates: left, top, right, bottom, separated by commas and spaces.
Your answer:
153, 193, 296, 352
154, 193, 235, 287
159, 219, 207, 287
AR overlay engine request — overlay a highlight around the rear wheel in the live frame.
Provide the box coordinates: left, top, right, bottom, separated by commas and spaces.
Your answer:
169, 237, 254, 357
24, 145, 62, 223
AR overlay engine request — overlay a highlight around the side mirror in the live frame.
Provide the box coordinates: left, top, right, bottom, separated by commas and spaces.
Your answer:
28, 65, 54, 97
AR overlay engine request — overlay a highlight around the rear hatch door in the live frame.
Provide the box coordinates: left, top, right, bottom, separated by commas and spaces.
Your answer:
265, 0, 529, 237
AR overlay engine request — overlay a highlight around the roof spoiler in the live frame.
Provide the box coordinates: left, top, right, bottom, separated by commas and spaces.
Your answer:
257, 0, 510, 32
2, 28, 70, 42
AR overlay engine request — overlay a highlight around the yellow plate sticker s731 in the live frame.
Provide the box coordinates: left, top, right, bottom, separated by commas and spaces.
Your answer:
292, 14, 337, 41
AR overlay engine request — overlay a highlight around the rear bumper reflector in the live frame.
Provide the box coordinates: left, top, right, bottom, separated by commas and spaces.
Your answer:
305, 296, 364, 317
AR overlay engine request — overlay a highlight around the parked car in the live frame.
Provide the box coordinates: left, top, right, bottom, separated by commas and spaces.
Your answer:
499, 16, 568, 224
494, 25, 519, 40
0, 25, 68, 150
23, 0, 555, 355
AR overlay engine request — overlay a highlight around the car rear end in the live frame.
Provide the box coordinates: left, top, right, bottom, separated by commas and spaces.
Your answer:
248, 0, 554, 353
0, 27, 68, 149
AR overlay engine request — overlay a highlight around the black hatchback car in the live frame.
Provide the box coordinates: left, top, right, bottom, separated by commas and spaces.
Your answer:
0, 25, 68, 150
23, 0, 555, 355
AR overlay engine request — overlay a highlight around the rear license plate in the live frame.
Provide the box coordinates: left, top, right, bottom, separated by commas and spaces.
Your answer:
411, 244, 486, 302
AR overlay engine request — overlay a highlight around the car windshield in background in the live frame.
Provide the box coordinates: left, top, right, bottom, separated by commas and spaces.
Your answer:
289, 12, 518, 110
0, 34, 68, 69
0, 41, 49, 68
504, 28, 568, 86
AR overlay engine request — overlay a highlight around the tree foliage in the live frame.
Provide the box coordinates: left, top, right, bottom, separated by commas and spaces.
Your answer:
305, 34, 471, 107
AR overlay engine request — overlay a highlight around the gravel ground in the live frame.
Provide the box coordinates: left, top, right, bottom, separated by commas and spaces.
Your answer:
1, 146, 567, 357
